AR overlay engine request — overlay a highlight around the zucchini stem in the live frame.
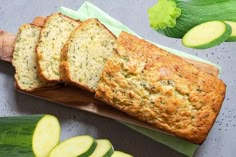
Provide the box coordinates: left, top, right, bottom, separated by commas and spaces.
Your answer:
148, 0, 181, 30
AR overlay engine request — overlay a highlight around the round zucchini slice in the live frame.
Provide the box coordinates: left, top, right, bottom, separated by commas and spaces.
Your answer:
182, 21, 232, 49
48, 135, 97, 157
89, 139, 114, 157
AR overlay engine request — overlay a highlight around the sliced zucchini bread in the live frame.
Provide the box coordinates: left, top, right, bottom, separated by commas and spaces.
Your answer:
60, 18, 116, 92
36, 13, 80, 82
12, 24, 49, 91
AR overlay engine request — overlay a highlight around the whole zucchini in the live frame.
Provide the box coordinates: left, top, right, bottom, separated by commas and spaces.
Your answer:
0, 115, 60, 157
148, 0, 236, 38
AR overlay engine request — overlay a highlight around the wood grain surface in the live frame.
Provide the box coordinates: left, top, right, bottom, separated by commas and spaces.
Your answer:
0, 16, 220, 138
0, 30, 15, 62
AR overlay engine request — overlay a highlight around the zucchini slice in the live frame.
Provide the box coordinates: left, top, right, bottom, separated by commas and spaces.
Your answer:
111, 151, 133, 157
0, 114, 60, 157
225, 21, 236, 42
48, 135, 97, 157
89, 139, 114, 157
33, 115, 61, 157
182, 21, 232, 49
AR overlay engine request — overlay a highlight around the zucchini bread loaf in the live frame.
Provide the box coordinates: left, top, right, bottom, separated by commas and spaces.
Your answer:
61, 18, 116, 92
95, 31, 226, 144
36, 13, 80, 82
12, 24, 48, 91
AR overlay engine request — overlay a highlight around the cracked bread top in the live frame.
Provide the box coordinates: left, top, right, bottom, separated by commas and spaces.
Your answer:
60, 18, 116, 92
95, 31, 226, 144
36, 13, 80, 82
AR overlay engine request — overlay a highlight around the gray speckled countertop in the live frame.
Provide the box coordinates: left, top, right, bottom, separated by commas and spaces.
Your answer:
0, 1, 236, 157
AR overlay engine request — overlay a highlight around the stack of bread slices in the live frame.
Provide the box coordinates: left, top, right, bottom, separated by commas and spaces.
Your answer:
12, 13, 226, 144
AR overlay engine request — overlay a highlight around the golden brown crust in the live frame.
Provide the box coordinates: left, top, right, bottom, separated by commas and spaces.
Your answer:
60, 42, 70, 82
36, 47, 48, 81
95, 31, 226, 144
59, 13, 80, 23
35, 13, 55, 82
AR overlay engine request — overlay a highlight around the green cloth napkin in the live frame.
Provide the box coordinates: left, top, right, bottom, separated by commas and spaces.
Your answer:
59, 2, 221, 156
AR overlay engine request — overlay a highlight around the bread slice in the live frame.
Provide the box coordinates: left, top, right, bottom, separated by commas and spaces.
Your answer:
61, 18, 116, 92
95, 31, 226, 144
12, 24, 48, 91
36, 13, 80, 82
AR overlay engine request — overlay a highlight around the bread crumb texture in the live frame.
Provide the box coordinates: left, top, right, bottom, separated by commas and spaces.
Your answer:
96, 32, 226, 144
62, 18, 116, 92
12, 24, 47, 91
37, 13, 79, 81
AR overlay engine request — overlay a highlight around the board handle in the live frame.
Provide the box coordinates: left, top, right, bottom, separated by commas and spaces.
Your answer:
0, 16, 46, 63
0, 30, 15, 62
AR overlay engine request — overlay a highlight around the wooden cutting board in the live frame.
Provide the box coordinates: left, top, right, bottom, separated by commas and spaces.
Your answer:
0, 16, 219, 135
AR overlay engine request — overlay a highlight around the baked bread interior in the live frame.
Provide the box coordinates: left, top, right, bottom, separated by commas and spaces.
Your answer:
36, 13, 80, 82
12, 24, 47, 91
61, 18, 116, 92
